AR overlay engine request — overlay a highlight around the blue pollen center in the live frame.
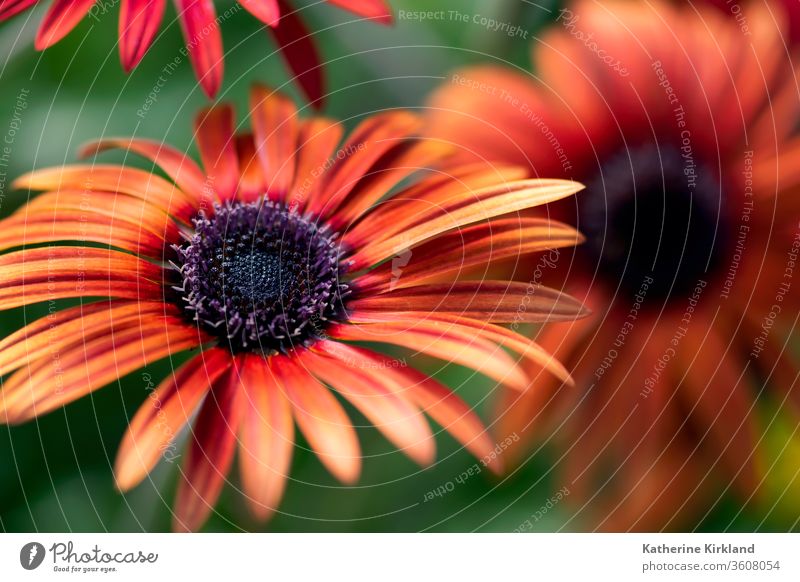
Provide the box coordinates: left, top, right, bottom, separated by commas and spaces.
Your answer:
173, 200, 351, 353
224, 250, 292, 304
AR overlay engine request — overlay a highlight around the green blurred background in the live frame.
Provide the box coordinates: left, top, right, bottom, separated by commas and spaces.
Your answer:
0, 0, 799, 532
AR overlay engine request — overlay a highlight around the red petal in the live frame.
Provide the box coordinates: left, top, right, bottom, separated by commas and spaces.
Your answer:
326, 0, 392, 24
118, 0, 166, 71
194, 104, 239, 201
0, 0, 39, 21
402, 370, 500, 472
238, 0, 279, 26
270, 0, 324, 108
314, 341, 498, 471
34, 0, 96, 49
176, 0, 224, 99
173, 358, 245, 532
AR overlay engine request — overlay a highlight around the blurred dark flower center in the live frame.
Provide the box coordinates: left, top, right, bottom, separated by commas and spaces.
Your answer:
580, 144, 728, 301
173, 200, 350, 353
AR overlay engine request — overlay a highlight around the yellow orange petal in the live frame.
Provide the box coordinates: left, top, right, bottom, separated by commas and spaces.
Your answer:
301, 345, 435, 467
238, 353, 295, 521
250, 84, 299, 200
271, 354, 361, 484
115, 347, 232, 491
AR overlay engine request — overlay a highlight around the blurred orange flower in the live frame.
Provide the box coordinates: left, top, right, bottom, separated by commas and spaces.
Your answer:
428, 0, 800, 530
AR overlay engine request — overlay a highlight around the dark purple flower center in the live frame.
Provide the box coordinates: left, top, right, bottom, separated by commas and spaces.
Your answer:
579, 143, 729, 301
173, 200, 350, 353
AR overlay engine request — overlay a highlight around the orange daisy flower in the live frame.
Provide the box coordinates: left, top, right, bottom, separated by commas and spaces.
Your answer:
428, 0, 800, 529
0, 0, 391, 101
0, 84, 587, 531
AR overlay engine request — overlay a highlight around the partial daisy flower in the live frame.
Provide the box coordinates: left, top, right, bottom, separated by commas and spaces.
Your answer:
0, 0, 392, 101
427, 0, 800, 529
0, 84, 587, 531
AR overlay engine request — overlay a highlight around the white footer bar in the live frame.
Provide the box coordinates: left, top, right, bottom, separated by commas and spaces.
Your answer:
1, 533, 797, 581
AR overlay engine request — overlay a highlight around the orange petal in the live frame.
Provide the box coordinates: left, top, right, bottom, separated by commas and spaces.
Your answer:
0, 246, 165, 310
346, 311, 573, 386
678, 320, 759, 498
332, 140, 452, 228
316, 341, 498, 471
0, 300, 175, 377
0, 211, 168, 257
346, 179, 583, 270
289, 117, 344, 211
349, 280, 589, 323
270, 354, 361, 483
115, 347, 232, 491
0, 319, 203, 424
344, 163, 526, 251
20, 190, 182, 241
493, 309, 600, 454
250, 84, 299, 201
330, 321, 530, 391
307, 111, 421, 220
13, 165, 196, 221
300, 345, 435, 466
534, 27, 609, 148
238, 353, 295, 520
173, 357, 245, 532
234, 134, 267, 203
194, 104, 239, 201
80, 138, 208, 204
402, 369, 500, 471
355, 217, 582, 292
